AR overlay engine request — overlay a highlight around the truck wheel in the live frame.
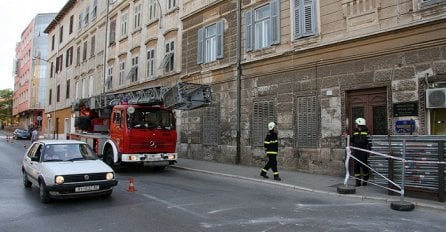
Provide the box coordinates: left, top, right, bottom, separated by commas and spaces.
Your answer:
104, 148, 115, 168
104, 148, 124, 172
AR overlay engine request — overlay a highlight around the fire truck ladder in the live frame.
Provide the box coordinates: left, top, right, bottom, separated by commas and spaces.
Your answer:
72, 82, 212, 112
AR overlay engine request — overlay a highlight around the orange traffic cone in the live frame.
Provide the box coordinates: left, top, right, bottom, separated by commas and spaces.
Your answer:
128, 177, 136, 192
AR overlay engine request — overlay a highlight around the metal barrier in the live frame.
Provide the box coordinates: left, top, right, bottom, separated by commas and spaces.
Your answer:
342, 135, 446, 210
369, 135, 446, 202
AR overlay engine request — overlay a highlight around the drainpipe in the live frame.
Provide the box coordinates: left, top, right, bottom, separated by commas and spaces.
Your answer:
102, 0, 110, 98
236, 0, 242, 164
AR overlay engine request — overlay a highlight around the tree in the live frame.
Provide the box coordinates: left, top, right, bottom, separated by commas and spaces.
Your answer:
0, 89, 13, 129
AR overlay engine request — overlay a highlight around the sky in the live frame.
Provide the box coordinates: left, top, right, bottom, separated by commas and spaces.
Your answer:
0, 0, 68, 90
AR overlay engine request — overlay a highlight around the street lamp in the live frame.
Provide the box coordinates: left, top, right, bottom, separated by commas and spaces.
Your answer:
32, 55, 57, 139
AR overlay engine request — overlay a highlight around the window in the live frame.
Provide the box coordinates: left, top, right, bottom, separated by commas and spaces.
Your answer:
92, 0, 98, 19
84, 7, 90, 25
148, 0, 158, 21
293, 0, 316, 39
107, 66, 113, 90
119, 62, 125, 85
251, 101, 275, 146
88, 76, 93, 97
134, 4, 142, 29
66, 47, 73, 67
69, 15, 74, 34
50, 62, 54, 78
59, 26, 63, 43
146, 48, 155, 79
56, 85, 60, 102
161, 41, 174, 72
78, 13, 83, 31
83, 41, 88, 61
168, 0, 177, 10
75, 81, 79, 99
121, 13, 128, 37
66, 80, 70, 99
245, 0, 280, 51
197, 21, 224, 64
90, 36, 95, 57
56, 55, 63, 73
76, 46, 81, 65
109, 19, 116, 45
130, 56, 138, 82
51, 35, 55, 50
81, 79, 86, 98
295, 95, 319, 148
49, 89, 52, 105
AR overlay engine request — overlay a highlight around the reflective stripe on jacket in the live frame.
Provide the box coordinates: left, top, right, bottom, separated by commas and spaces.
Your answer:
264, 132, 278, 155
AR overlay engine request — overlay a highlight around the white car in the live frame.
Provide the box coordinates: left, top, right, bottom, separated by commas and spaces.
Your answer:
22, 140, 118, 203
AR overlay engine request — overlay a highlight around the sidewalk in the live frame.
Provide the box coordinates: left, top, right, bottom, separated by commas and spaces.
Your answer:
173, 158, 446, 211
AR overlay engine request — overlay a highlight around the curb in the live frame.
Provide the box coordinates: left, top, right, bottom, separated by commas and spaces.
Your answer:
171, 165, 446, 211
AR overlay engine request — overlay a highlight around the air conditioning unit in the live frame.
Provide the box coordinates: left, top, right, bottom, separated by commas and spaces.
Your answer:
426, 88, 446, 108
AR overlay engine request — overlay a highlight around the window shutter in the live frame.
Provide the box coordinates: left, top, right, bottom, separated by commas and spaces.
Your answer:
216, 20, 224, 59
197, 28, 204, 64
252, 101, 275, 146
295, 95, 319, 148
245, 10, 253, 52
271, 0, 280, 45
202, 106, 219, 145
294, 0, 302, 39
303, 0, 315, 36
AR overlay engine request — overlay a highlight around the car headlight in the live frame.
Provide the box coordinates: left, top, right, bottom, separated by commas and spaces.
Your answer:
55, 176, 64, 184
106, 172, 114, 180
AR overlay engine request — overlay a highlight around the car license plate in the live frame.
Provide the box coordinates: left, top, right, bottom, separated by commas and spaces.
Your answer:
75, 185, 100, 192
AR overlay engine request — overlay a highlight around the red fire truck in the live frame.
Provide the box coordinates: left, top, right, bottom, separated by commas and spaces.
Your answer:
67, 83, 212, 171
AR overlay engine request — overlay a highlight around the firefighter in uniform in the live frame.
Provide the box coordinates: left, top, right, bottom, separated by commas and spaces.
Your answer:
351, 117, 371, 187
260, 122, 281, 181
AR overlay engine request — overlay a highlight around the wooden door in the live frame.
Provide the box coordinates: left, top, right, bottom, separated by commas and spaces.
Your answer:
347, 88, 388, 135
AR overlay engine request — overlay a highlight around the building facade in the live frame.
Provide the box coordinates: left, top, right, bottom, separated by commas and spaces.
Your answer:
179, 0, 446, 175
13, 13, 56, 131
41, 0, 446, 175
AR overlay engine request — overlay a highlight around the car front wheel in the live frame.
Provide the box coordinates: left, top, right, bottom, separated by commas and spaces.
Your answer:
39, 181, 51, 203
22, 170, 32, 188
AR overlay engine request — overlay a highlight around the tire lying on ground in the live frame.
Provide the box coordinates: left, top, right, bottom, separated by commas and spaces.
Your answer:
390, 201, 415, 211
337, 185, 356, 194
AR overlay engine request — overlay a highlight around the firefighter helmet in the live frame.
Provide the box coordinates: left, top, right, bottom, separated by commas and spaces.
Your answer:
268, 122, 276, 130
355, 118, 366, 126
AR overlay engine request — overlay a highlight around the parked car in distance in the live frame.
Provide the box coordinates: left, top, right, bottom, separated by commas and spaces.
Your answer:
13, 128, 31, 140
21, 140, 118, 203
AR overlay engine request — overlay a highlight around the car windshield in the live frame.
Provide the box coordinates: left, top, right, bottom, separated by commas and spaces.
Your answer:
128, 108, 174, 129
43, 144, 97, 162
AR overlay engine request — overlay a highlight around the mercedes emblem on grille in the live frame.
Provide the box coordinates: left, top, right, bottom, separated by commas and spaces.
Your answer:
148, 140, 156, 148
84, 175, 90, 180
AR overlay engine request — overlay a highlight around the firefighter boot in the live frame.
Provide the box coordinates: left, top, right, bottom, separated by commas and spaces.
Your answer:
362, 175, 369, 186
355, 179, 362, 187
260, 170, 269, 179
274, 174, 281, 181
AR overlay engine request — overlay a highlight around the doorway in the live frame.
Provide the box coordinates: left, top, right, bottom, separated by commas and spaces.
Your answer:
431, 108, 446, 135
347, 88, 388, 135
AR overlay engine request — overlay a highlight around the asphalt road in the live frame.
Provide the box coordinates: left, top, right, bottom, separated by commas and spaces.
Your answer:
1, 137, 445, 232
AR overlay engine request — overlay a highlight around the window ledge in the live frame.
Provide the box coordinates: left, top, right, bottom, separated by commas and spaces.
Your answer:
146, 18, 160, 28
119, 36, 129, 43
132, 27, 142, 35
165, 6, 179, 16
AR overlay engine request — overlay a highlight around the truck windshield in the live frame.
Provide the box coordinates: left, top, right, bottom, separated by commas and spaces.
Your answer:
129, 108, 174, 129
